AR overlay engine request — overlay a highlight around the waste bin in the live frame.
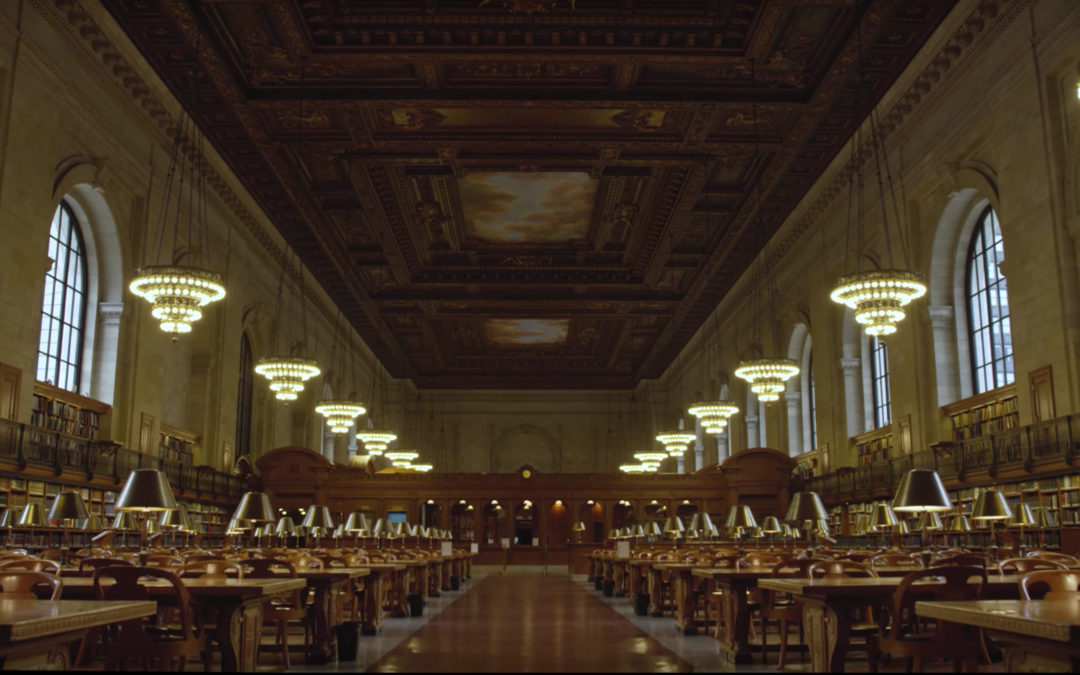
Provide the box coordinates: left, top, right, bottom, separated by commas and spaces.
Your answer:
407, 593, 425, 617
602, 579, 615, 597
450, 575, 460, 591
594, 577, 603, 591
336, 621, 360, 662
633, 593, 650, 616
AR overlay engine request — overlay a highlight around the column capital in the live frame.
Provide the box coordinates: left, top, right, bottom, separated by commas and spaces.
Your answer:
840, 357, 861, 372
928, 305, 954, 325
99, 301, 124, 323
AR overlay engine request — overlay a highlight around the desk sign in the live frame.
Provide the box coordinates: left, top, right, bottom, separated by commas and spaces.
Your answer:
616, 540, 631, 560
441, 541, 452, 556
500, 537, 511, 549
470, 543, 479, 554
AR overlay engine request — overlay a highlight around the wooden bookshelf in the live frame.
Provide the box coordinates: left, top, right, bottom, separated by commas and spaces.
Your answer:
941, 383, 1019, 442
853, 426, 893, 466
30, 381, 109, 440
159, 424, 198, 465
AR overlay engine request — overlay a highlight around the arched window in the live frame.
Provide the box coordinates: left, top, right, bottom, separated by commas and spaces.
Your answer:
36, 203, 87, 392
235, 333, 253, 458
870, 337, 891, 428
965, 207, 1013, 393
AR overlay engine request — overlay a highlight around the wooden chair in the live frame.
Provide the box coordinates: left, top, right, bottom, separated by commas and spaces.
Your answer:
808, 560, 880, 662
179, 560, 244, 579
80, 557, 134, 573
1018, 570, 1080, 600
242, 558, 311, 669
998, 557, 1066, 574
870, 553, 923, 570
92, 566, 204, 671
759, 559, 818, 668
737, 552, 784, 569
0, 558, 60, 575
37, 548, 63, 562
145, 554, 184, 568
0, 571, 61, 599
867, 566, 987, 673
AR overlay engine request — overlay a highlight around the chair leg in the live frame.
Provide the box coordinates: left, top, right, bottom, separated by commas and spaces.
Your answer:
866, 636, 880, 673
912, 656, 924, 672
761, 617, 768, 664
279, 620, 290, 669
778, 619, 789, 669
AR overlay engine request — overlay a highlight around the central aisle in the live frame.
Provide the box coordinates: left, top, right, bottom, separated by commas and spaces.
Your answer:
367, 573, 695, 672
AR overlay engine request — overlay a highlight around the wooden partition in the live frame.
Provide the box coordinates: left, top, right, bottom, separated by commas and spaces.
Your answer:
256, 446, 796, 567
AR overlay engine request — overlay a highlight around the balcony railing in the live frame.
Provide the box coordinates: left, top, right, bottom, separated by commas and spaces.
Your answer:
0, 417, 243, 501
805, 413, 1080, 501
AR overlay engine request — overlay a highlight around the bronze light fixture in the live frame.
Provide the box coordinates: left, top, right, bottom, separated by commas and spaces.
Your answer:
892, 469, 952, 512
48, 491, 89, 527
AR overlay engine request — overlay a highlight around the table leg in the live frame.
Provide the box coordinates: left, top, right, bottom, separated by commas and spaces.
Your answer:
215, 600, 263, 673
718, 580, 753, 664
672, 572, 697, 635
305, 579, 340, 664
362, 572, 385, 635
647, 569, 663, 616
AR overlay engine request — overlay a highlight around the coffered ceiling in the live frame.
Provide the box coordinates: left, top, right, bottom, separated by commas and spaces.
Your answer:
103, 0, 955, 389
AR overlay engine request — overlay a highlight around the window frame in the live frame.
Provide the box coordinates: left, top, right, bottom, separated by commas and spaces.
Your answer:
965, 206, 1013, 394
870, 336, 892, 429
36, 202, 88, 392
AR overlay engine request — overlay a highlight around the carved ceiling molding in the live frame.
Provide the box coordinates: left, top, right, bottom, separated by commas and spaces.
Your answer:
639, 0, 1015, 379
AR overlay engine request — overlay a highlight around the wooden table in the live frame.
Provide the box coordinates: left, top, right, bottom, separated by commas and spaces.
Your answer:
917, 600, 1080, 672
361, 563, 407, 632
691, 566, 781, 663
758, 575, 1023, 673
653, 563, 705, 634
60, 576, 306, 672
0, 598, 156, 670
297, 568, 370, 664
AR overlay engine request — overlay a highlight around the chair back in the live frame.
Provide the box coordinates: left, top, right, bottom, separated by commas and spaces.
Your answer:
38, 549, 63, 562
144, 555, 183, 568
736, 553, 783, 569
318, 555, 347, 568
345, 554, 370, 566
884, 566, 986, 643
79, 557, 134, 572
0, 558, 60, 575
242, 558, 298, 579
998, 557, 1066, 575
1024, 551, 1079, 566
0, 571, 61, 600
1018, 570, 1080, 600
870, 553, 923, 569
931, 553, 987, 567
91, 566, 199, 654
809, 560, 877, 579
179, 560, 244, 580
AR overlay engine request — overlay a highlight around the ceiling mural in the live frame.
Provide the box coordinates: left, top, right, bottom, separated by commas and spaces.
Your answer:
460, 172, 597, 244
101, 0, 957, 388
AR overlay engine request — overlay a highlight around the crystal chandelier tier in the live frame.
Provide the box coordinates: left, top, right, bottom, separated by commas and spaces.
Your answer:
735, 359, 800, 403
634, 452, 667, 470
255, 356, 321, 402
830, 270, 926, 336
687, 401, 739, 435
412, 463, 433, 473
385, 450, 419, 468
655, 431, 696, 457
619, 463, 650, 473
130, 113, 225, 337
356, 429, 396, 456
314, 401, 367, 434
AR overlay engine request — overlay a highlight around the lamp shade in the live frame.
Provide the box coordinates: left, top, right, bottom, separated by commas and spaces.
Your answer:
115, 469, 177, 512
275, 516, 297, 536
160, 504, 193, 530
112, 511, 140, 531
971, 489, 1012, 520
226, 516, 251, 533
853, 514, 871, 535
231, 492, 275, 523
632, 523, 646, 537
915, 512, 944, 531
761, 516, 782, 534
571, 521, 586, 532
645, 521, 663, 537
345, 512, 372, 533
948, 515, 973, 532
1035, 508, 1058, 528
893, 520, 910, 534
48, 491, 89, 523
332, 524, 345, 538
892, 469, 952, 512
300, 505, 334, 530
80, 515, 104, 531
17, 503, 47, 527
725, 505, 758, 530
785, 492, 828, 523
869, 502, 899, 530
145, 519, 161, 535
0, 508, 11, 527
662, 515, 685, 535
390, 522, 407, 538
372, 518, 388, 537
1008, 503, 1036, 527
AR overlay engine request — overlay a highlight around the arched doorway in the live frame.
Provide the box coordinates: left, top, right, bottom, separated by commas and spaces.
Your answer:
422, 500, 442, 529
450, 500, 475, 542
514, 500, 536, 546
548, 499, 570, 547
578, 500, 604, 544
482, 501, 506, 545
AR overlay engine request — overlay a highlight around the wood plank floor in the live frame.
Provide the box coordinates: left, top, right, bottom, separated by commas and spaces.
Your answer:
367, 573, 695, 672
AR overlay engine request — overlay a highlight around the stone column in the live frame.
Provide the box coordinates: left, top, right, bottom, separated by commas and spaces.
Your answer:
693, 418, 704, 471
928, 306, 957, 404
716, 431, 729, 463
92, 302, 123, 403
676, 454, 685, 474
841, 357, 862, 437
785, 390, 802, 457
745, 409, 759, 450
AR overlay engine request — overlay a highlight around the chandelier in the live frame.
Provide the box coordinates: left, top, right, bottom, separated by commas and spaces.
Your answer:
829, 41, 925, 336
130, 114, 225, 337
385, 450, 419, 468
356, 429, 396, 456
831, 270, 926, 336
634, 452, 667, 471
655, 431, 696, 457
619, 463, 650, 474
687, 401, 739, 435
255, 356, 321, 402
735, 359, 800, 403
315, 401, 366, 434
412, 463, 433, 473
